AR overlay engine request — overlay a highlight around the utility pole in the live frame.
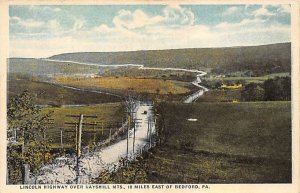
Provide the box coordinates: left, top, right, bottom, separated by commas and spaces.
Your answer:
146, 117, 154, 148
77, 114, 83, 158
132, 119, 141, 153
60, 129, 63, 151
149, 119, 152, 148
127, 113, 131, 157
22, 129, 25, 158
44, 118, 54, 140
124, 96, 138, 158
133, 120, 135, 153
65, 114, 97, 184
14, 128, 18, 142
75, 123, 78, 154
109, 128, 112, 142
93, 121, 96, 145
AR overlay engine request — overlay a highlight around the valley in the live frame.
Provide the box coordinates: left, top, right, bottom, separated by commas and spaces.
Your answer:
7, 42, 292, 184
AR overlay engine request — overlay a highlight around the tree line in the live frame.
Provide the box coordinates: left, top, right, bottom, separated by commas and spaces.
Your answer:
241, 77, 291, 101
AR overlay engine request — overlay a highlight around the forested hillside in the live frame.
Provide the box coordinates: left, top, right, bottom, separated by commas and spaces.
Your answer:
49, 43, 291, 76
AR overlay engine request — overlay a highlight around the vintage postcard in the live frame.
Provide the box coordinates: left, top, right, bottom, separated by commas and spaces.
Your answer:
0, 0, 299, 193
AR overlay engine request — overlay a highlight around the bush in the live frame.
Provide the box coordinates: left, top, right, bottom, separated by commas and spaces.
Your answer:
242, 77, 291, 101
241, 83, 264, 101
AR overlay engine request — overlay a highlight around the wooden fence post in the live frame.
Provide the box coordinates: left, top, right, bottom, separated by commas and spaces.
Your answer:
22, 164, 30, 184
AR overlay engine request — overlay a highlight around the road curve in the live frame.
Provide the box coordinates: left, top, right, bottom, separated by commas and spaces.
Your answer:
41, 59, 209, 103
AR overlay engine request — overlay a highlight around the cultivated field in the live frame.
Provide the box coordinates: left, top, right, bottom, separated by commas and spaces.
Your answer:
54, 76, 191, 95
147, 101, 291, 183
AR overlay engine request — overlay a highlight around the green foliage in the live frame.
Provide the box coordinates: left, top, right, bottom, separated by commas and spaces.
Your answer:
7, 90, 53, 184
95, 156, 148, 183
241, 77, 291, 101
241, 83, 265, 101
263, 76, 291, 101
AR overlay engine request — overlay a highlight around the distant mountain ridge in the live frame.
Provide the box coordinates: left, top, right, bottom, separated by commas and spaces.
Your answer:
48, 43, 291, 75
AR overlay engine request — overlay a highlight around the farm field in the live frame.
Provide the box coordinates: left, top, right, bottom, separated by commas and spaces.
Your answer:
144, 101, 291, 183
8, 78, 121, 106
54, 76, 191, 95
41, 103, 125, 148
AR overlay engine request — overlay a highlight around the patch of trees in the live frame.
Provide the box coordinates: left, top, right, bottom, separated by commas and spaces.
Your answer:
7, 90, 53, 184
241, 77, 291, 101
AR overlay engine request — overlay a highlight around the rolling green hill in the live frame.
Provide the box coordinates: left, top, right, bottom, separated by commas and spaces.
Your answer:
8, 77, 121, 106
49, 43, 291, 76
8, 58, 101, 76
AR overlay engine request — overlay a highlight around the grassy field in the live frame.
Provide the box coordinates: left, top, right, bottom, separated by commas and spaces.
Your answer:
8, 78, 121, 106
41, 103, 125, 148
144, 101, 291, 183
54, 76, 191, 95
196, 89, 242, 102
98, 67, 197, 82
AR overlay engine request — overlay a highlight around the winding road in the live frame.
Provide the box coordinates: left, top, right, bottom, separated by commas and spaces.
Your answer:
28, 59, 209, 184
42, 59, 209, 103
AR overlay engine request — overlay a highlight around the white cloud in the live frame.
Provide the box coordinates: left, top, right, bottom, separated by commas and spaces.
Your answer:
112, 5, 194, 30
47, 19, 63, 34
162, 5, 195, 26
29, 5, 62, 12
223, 7, 239, 16
252, 6, 276, 18
10, 16, 44, 28
279, 5, 291, 13
266, 4, 291, 14
92, 24, 114, 33
215, 18, 266, 30
9, 5, 291, 58
72, 19, 85, 31
112, 9, 163, 29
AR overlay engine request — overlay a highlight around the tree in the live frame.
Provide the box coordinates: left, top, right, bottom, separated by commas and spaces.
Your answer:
7, 90, 53, 184
263, 77, 291, 101
241, 83, 265, 101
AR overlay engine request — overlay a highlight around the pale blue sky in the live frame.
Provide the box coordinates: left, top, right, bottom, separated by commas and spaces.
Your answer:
9, 4, 291, 58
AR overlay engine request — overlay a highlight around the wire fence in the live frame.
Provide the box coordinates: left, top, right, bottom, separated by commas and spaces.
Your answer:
19, 102, 156, 184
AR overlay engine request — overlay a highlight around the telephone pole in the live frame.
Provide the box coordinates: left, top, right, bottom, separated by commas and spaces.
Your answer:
132, 119, 141, 153
124, 96, 138, 158
65, 114, 97, 184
